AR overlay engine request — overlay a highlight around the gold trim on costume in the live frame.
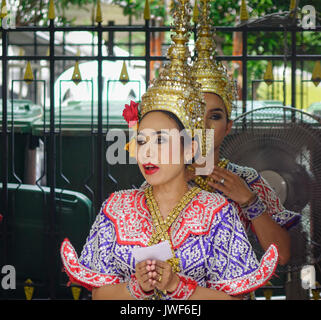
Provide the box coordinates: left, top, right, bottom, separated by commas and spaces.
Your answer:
188, 158, 230, 192
145, 185, 201, 273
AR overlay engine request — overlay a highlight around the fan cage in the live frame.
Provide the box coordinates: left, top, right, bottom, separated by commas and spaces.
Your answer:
221, 106, 321, 273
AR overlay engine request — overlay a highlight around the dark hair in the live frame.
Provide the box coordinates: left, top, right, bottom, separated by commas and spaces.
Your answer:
140, 110, 200, 164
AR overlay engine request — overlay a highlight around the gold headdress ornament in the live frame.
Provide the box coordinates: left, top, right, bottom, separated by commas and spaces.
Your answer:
140, 0, 208, 156
191, 0, 236, 118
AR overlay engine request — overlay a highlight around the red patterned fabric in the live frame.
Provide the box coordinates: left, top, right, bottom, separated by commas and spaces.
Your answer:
60, 238, 122, 291
167, 275, 198, 300
61, 237, 278, 296
243, 176, 300, 233
103, 189, 227, 249
127, 274, 154, 299
252, 177, 284, 216
207, 244, 279, 295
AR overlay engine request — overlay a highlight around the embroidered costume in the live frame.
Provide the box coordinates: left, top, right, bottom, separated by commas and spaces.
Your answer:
61, 188, 279, 298
189, 0, 301, 234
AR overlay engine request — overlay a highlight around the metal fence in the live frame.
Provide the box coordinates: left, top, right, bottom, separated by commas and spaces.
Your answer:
1, 15, 321, 299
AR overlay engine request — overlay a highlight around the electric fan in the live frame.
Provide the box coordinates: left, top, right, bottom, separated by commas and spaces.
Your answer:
220, 106, 321, 274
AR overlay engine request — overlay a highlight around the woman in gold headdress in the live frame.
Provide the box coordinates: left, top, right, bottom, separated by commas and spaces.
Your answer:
189, 0, 300, 266
60, 0, 279, 300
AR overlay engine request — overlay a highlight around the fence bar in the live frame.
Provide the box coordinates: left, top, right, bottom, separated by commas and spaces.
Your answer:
1, 28, 9, 267
242, 27, 248, 115
6, 25, 321, 33
6, 54, 321, 62
107, 21, 115, 56
291, 29, 297, 119
145, 19, 151, 90
96, 21, 104, 211
48, 18, 57, 299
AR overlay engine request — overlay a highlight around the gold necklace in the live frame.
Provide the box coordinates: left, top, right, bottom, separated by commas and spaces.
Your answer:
144, 185, 201, 273
187, 158, 230, 192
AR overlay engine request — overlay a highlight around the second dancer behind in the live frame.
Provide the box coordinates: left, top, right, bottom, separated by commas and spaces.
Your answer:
189, 0, 301, 266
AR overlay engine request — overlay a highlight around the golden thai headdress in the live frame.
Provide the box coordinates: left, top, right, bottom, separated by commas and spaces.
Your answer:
191, 0, 236, 118
140, 0, 208, 156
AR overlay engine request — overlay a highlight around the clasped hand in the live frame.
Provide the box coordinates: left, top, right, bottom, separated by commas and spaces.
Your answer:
135, 260, 179, 293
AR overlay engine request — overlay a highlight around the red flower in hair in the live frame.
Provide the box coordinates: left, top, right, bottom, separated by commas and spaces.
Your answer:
122, 100, 140, 127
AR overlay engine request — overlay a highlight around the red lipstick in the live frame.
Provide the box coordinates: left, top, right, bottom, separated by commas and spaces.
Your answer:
142, 163, 159, 175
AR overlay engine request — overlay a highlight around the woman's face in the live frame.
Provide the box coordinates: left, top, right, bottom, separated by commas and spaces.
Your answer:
204, 93, 233, 152
136, 111, 189, 187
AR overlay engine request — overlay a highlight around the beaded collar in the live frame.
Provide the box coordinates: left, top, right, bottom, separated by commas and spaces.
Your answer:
102, 188, 228, 249
145, 185, 201, 273
188, 158, 230, 192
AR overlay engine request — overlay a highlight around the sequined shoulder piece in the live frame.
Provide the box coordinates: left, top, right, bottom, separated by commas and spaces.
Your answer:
171, 190, 228, 249
102, 189, 153, 247
227, 162, 260, 185
60, 238, 122, 291
209, 244, 279, 295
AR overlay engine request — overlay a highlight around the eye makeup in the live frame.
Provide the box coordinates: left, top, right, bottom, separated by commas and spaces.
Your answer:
137, 130, 171, 145
206, 107, 226, 121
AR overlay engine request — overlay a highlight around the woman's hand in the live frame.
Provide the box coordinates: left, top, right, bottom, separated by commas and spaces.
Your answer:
135, 260, 156, 293
148, 260, 180, 293
208, 166, 255, 206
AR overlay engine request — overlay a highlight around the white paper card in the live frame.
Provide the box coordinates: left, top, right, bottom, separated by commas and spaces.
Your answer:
132, 241, 173, 263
